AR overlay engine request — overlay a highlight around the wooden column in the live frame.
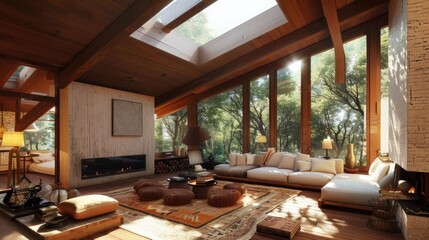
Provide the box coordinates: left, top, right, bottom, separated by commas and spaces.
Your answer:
186, 95, 198, 150
301, 57, 312, 154
366, 27, 381, 170
243, 81, 250, 153
54, 83, 60, 184
269, 69, 277, 149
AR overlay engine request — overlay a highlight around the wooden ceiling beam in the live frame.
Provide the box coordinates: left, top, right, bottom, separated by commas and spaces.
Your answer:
321, 0, 345, 84
0, 60, 20, 87
17, 67, 48, 93
15, 101, 54, 131
161, 0, 216, 33
276, 0, 322, 28
0, 90, 55, 102
56, 0, 172, 89
155, 0, 386, 107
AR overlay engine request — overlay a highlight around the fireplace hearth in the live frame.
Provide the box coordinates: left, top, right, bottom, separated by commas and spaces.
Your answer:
81, 154, 146, 179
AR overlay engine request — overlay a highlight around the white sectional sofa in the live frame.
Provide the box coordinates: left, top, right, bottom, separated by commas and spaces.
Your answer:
215, 150, 394, 210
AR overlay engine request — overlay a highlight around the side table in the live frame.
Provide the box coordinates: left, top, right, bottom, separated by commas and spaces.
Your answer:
188, 180, 217, 199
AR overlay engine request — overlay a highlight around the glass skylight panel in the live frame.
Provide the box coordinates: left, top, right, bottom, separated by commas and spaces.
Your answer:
175, 0, 278, 45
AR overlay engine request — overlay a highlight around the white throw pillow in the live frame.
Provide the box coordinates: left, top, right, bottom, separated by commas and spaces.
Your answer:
379, 163, 395, 189
245, 153, 255, 165
278, 153, 295, 170
32, 153, 54, 163
296, 152, 310, 161
236, 154, 246, 166
311, 159, 336, 174
368, 158, 381, 177
296, 160, 311, 172
265, 152, 283, 167
371, 163, 390, 183
228, 153, 238, 166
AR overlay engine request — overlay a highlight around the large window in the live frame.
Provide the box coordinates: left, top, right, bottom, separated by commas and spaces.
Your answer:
155, 108, 188, 152
311, 36, 367, 166
198, 86, 243, 162
250, 75, 269, 153
24, 111, 55, 151
380, 27, 389, 153
277, 61, 301, 152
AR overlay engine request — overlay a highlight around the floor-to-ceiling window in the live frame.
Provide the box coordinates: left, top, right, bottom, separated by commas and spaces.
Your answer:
198, 86, 243, 162
155, 108, 188, 152
250, 75, 269, 153
277, 61, 302, 152
311, 36, 368, 166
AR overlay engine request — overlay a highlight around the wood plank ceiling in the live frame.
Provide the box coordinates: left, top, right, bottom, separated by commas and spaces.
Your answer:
0, 0, 389, 116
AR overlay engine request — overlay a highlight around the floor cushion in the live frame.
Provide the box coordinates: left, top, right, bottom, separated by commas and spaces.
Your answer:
138, 186, 165, 201
163, 189, 194, 206
207, 188, 241, 207
133, 179, 164, 192
57, 194, 118, 220
223, 183, 246, 195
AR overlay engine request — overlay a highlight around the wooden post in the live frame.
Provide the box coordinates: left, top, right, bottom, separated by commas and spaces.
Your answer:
301, 57, 312, 154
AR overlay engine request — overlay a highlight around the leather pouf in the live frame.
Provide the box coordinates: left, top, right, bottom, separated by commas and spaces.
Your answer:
134, 179, 164, 192
138, 186, 165, 201
207, 188, 242, 207
163, 189, 194, 206
223, 183, 246, 195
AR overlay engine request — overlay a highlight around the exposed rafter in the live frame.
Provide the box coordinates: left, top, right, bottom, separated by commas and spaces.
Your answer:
156, 0, 387, 107
161, 0, 217, 33
0, 90, 55, 103
56, 0, 172, 89
276, 0, 322, 28
0, 60, 19, 87
15, 101, 54, 131
321, 0, 346, 84
17, 67, 49, 93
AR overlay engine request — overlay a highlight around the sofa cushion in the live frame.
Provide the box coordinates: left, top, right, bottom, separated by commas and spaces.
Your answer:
296, 160, 311, 172
265, 152, 283, 167
236, 154, 246, 166
333, 173, 374, 182
371, 162, 390, 183
214, 164, 258, 178
295, 152, 310, 171
321, 175, 380, 206
245, 154, 255, 165
368, 158, 382, 176
247, 167, 293, 183
311, 159, 336, 174
288, 172, 334, 187
228, 153, 238, 166
278, 153, 295, 170
334, 159, 344, 173
57, 195, 118, 220
253, 153, 266, 166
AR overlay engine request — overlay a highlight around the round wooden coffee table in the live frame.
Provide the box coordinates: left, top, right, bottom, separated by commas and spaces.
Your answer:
187, 180, 217, 199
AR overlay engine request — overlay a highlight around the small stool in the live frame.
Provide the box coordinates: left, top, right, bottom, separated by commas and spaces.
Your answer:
223, 183, 246, 195
207, 188, 242, 207
163, 189, 194, 206
167, 176, 190, 190
134, 179, 164, 192
138, 186, 165, 201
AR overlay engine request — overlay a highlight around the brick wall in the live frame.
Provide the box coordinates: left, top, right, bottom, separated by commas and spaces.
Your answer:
389, 0, 429, 172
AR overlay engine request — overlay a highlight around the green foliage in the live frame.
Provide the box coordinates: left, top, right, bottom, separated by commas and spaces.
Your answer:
155, 109, 187, 152
175, 13, 214, 45
24, 113, 55, 151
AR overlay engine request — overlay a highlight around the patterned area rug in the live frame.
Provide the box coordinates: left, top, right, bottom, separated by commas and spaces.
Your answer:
105, 181, 300, 240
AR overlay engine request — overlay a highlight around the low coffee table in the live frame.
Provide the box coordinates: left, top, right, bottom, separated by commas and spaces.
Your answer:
187, 180, 217, 199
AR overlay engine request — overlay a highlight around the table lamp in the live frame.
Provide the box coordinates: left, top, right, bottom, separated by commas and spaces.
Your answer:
321, 137, 333, 159
256, 135, 267, 152
2, 132, 25, 187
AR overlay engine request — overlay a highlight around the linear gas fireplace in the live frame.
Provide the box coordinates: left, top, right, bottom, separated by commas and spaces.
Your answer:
81, 154, 146, 179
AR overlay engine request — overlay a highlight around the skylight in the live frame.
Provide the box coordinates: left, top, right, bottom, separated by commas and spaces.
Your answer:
174, 0, 278, 45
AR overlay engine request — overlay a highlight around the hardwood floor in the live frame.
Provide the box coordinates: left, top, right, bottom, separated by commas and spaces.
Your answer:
0, 171, 55, 190
0, 171, 404, 240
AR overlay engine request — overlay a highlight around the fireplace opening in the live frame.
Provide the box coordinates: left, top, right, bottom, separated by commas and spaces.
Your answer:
81, 154, 146, 179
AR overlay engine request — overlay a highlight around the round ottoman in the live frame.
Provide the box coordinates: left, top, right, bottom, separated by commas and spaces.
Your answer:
207, 188, 242, 207
163, 189, 194, 206
134, 179, 164, 192
138, 186, 165, 201
223, 183, 246, 195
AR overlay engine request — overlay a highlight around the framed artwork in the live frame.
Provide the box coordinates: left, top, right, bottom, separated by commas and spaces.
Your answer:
112, 99, 142, 136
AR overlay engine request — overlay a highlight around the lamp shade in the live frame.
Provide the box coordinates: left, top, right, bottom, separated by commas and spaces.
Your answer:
256, 135, 267, 143
182, 126, 210, 146
321, 137, 333, 150
1, 132, 24, 147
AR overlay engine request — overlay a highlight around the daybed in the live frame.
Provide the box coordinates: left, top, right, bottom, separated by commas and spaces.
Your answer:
214, 150, 394, 210
28, 151, 55, 175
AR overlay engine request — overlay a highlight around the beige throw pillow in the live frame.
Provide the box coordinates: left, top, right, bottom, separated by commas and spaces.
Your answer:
311, 159, 336, 174
278, 153, 295, 170
228, 153, 238, 166
296, 160, 311, 172
245, 153, 255, 165
32, 153, 54, 163
265, 152, 283, 167
371, 163, 390, 183
261, 148, 275, 166
236, 154, 246, 166
253, 153, 266, 166
57, 194, 118, 220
